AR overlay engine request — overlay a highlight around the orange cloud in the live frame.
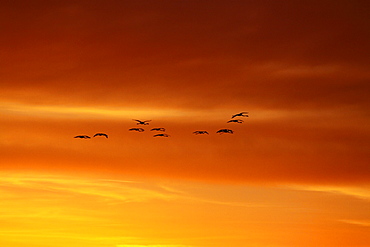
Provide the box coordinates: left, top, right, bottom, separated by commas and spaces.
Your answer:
1, 105, 369, 185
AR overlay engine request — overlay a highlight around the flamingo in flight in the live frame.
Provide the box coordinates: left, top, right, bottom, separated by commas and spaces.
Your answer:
153, 133, 170, 137
133, 119, 151, 125
231, 112, 248, 118
227, 119, 244, 123
93, 133, 108, 138
216, 129, 234, 134
129, 128, 145, 132
151, 128, 166, 132
193, 131, 209, 135
74, 135, 91, 139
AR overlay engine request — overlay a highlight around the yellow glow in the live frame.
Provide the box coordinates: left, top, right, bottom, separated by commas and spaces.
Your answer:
1, 101, 182, 119
287, 184, 370, 200
117, 245, 191, 247
2, 100, 347, 122
1, 172, 369, 247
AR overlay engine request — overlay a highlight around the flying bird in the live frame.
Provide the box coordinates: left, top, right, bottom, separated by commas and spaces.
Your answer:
129, 128, 145, 132
216, 129, 234, 134
93, 133, 108, 138
153, 133, 170, 137
74, 135, 91, 139
151, 128, 166, 132
133, 119, 151, 125
227, 119, 244, 123
231, 112, 249, 118
193, 130, 209, 135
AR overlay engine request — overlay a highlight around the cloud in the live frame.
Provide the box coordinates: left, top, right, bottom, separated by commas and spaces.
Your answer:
339, 220, 370, 227
285, 184, 370, 201
1, 104, 369, 186
0, 173, 181, 203
1, 1, 369, 111
0, 1, 369, 187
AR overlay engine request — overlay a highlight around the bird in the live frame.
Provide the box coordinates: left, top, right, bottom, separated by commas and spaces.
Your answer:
151, 128, 166, 132
129, 128, 145, 132
74, 135, 91, 139
153, 133, 170, 137
216, 129, 233, 134
133, 119, 151, 125
231, 112, 249, 118
193, 130, 209, 135
93, 133, 108, 138
227, 119, 244, 123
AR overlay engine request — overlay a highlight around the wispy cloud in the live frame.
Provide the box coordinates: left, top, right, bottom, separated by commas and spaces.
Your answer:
0, 173, 269, 208
0, 102, 182, 119
339, 219, 370, 227
286, 184, 370, 200
0, 173, 180, 203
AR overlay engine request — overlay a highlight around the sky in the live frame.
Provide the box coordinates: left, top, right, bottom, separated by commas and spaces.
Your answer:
0, 0, 369, 246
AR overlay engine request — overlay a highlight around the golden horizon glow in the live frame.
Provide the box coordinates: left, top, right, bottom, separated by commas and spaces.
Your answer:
1, 172, 369, 247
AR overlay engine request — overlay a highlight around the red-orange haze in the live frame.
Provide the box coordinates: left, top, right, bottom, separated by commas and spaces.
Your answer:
0, 1, 369, 247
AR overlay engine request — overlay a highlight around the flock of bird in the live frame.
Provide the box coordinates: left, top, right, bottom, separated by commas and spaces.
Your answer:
74, 133, 108, 139
74, 112, 248, 139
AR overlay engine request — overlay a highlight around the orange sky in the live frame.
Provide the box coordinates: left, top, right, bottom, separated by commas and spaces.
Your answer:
1, 1, 369, 246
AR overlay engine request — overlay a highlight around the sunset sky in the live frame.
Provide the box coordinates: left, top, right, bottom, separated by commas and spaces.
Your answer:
1, 1, 369, 246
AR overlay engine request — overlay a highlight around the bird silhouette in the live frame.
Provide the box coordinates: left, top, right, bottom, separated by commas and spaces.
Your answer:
74, 135, 91, 139
151, 127, 166, 132
193, 130, 209, 135
216, 129, 233, 134
227, 119, 244, 123
231, 112, 249, 118
93, 133, 108, 138
153, 133, 170, 137
129, 128, 145, 132
133, 119, 151, 125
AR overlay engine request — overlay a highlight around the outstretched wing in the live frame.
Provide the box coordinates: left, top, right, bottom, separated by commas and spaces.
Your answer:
154, 133, 169, 137
217, 129, 233, 134
74, 135, 90, 139
94, 133, 108, 138
228, 119, 243, 123
194, 131, 209, 135
130, 128, 144, 132
232, 112, 248, 118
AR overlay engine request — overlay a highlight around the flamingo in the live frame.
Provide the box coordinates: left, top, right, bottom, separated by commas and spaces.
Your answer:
231, 112, 249, 118
133, 119, 151, 125
129, 128, 145, 132
227, 119, 244, 123
153, 133, 170, 137
216, 129, 233, 134
93, 133, 108, 138
151, 128, 166, 132
74, 135, 91, 139
193, 131, 209, 135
